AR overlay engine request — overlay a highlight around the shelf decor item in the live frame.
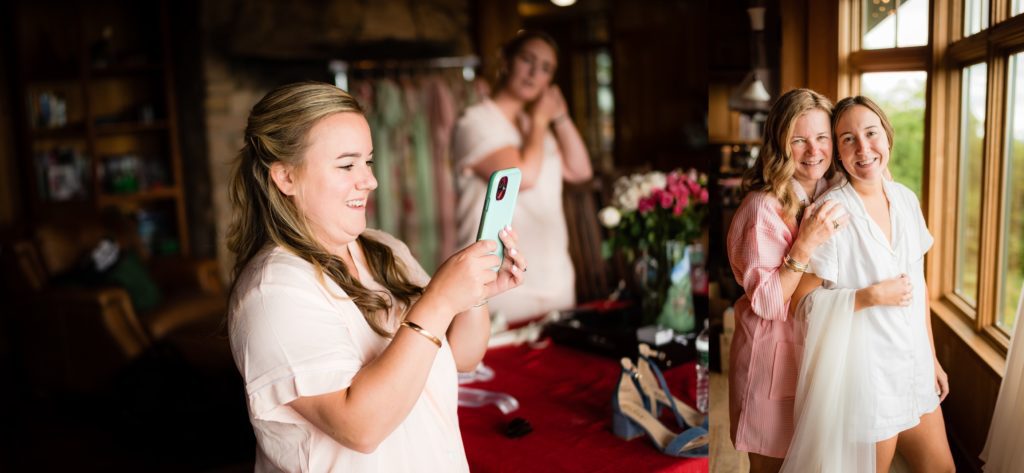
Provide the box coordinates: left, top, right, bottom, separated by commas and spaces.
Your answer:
599, 169, 709, 330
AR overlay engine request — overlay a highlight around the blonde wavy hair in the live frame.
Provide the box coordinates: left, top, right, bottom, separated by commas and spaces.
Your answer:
742, 88, 834, 220
228, 81, 423, 337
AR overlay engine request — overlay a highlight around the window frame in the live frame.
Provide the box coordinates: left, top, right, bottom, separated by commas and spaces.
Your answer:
837, 0, 1024, 363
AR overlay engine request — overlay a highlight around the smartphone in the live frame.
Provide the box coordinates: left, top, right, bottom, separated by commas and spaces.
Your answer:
475, 168, 522, 268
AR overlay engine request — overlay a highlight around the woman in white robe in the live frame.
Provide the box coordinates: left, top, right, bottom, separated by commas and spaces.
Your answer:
784, 96, 955, 473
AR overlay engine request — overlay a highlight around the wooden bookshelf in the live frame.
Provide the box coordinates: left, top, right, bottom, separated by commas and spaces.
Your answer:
11, 0, 189, 255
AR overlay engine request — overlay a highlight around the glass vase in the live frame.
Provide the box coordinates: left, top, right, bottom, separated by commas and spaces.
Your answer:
632, 240, 696, 332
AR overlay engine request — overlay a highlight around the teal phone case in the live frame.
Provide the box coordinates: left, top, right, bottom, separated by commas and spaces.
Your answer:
475, 168, 521, 266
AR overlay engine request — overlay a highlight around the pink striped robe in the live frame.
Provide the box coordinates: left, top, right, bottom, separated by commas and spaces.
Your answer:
726, 189, 810, 458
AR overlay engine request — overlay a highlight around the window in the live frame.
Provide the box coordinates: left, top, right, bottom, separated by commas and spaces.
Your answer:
956, 63, 987, 308
839, 0, 1024, 352
964, 0, 988, 37
861, 71, 927, 198
862, 0, 928, 49
1000, 52, 1024, 336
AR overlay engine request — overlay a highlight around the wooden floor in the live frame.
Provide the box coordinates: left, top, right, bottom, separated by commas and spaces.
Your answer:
710, 369, 748, 473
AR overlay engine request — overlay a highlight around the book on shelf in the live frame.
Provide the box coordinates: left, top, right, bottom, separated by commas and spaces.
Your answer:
34, 147, 90, 202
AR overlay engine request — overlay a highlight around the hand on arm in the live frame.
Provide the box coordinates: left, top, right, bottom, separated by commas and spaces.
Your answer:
289, 241, 501, 452
772, 201, 847, 318
789, 200, 850, 263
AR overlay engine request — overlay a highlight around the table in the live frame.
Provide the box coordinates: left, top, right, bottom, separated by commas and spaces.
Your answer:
459, 343, 708, 473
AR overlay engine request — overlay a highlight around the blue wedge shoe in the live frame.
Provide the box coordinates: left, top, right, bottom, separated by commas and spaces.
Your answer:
612, 358, 709, 458
638, 343, 707, 431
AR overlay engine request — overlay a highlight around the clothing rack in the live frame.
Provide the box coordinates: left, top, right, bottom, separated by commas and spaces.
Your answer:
329, 55, 480, 90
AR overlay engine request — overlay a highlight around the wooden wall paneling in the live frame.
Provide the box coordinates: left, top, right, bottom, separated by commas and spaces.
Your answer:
610, 0, 709, 172
807, 0, 840, 100
779, 0, 807, 92
0, 10, 19, 226
473, 0, 521, 88
933, 312, 1002, 472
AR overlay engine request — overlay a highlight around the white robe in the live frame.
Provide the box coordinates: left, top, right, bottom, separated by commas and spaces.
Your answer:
808, 180, 939, 441
782, 180, 940, 472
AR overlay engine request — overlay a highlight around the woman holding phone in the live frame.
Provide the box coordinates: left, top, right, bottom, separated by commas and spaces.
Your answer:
227, 82, 527, 472
452, 30, 592, 323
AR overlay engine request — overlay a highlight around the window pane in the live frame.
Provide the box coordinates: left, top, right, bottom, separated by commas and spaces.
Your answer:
1016, 0, 1024, 17
863, 0, 928, 50
861, 71, 927, 198
1000, 53, 1024, 336
964, 0, 989, 37
956, 63, 987, 308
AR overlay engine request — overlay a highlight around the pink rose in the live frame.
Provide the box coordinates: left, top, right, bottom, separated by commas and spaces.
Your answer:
638, 196, 655, 213
659, 190, 674, 209
699, 188, 709, 204
677, 194, 689, 210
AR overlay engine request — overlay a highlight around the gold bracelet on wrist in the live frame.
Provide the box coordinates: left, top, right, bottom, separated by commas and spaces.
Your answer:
401, 321, 442, 348
783, 254, 809, 273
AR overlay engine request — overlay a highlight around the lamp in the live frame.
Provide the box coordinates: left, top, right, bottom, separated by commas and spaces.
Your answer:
729, 6, 772, 113
551, 0, 576, 6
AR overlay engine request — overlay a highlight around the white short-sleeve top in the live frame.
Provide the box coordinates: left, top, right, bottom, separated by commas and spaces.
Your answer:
809, 180, 939, 441
229, 229, 468, 473
451, 98, 575, 322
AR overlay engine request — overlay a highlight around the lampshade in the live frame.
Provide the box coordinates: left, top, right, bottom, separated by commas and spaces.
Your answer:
551, 0, 576, 6
729, 68, 772, 113
742, 77, 771, 102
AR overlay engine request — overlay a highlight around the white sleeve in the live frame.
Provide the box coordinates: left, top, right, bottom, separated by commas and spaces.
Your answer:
451, 106, 518, 170
808, 209, 840, 287
232, 260, 364, 421
905, 187, 933, 262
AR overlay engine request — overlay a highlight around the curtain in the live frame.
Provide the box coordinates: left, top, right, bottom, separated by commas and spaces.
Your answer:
980, 283, 1024, 472
355, 70, 478, 272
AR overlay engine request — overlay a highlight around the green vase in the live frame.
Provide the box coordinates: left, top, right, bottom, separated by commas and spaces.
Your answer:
656, 242, 696, 333
634, 240, 694, 330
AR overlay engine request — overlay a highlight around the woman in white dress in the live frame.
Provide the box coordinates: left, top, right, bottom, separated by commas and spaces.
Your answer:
787, 96, 954, 472
452, 30, 592, 323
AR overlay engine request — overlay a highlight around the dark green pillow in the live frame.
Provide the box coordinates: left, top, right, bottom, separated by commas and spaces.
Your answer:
103, 252, 162, 312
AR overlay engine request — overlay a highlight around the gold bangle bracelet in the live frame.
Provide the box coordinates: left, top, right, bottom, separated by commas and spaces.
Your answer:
401, 321, 442, 348
783, 254, 809, 273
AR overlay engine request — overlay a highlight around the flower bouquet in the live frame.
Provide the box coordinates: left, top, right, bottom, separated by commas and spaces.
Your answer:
598, 169, 709, 331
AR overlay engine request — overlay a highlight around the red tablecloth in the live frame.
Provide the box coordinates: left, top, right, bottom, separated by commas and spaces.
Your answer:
459, 343, 708, 473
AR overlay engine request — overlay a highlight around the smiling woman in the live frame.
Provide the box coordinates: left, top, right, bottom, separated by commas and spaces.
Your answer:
225, 82, 529, 472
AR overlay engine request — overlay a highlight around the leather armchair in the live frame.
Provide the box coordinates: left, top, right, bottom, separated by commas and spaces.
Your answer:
7, 216, 230, 394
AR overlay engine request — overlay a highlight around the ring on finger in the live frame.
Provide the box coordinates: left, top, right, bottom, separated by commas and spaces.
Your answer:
832, 219, 840, 230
